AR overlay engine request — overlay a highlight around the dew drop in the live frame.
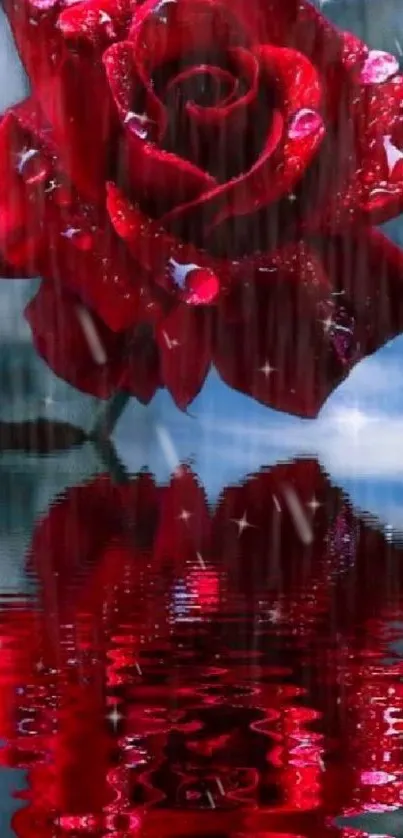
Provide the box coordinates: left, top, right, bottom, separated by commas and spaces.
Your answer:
360, 50, 399, 85
124, 111, 152, 139
288, 109, 323, 140
17, 148, 50, 185
383, 135, 403, 176
61, 226, 93, 251
168, 259, 219, 305
152, 0, 176, 23
182, 268, 220, 305
360, 770, 396, 786
168, 258, 197, 291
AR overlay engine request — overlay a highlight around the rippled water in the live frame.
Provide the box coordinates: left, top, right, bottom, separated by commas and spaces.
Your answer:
0, 456, 403, 837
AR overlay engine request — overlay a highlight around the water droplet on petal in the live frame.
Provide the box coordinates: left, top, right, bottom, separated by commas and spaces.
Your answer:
61, 226, 93, 251
152, 0, 176, 23
169, 258, 197, 291
360, 770, 396, 786
30, 0, 58, 9
383, 135, 403, 176
124, 111, 152, 139
17, 148, 50, 185
168, 259, 220, 304
360, 50, 399, 84
288, 109, 323, 140
182, 268, 220, 306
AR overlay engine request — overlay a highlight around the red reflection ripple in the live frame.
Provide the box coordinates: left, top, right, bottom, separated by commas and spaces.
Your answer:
0, 460, 402, 837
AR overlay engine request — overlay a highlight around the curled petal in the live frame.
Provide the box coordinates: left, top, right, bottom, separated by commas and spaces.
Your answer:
255, 46, 322, 118
156, 304, 212, 409
129, 0, 298, 53
161, 109, 287, 232
106, 182, 223, 302
160, 48, 323, 233
180, 48, 261, 182
103, 41, 216, 214
129, 0, 249, 73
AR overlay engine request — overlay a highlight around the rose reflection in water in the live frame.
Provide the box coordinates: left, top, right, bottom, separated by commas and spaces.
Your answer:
0, 460, 402, 836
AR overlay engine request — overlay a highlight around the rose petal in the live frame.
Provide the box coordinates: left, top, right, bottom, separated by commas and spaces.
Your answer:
103, 41, 216, 215
360, 50, 399, 86
129, 0, 249, 73
255, 46, 322, 118
58, 0, 132, 46
160, 45, 324, 236
129, 0, 298, 54
182, 48, 261, 182
213, 243, 348, 418
0, 110, 45, 271
47, 52, 116, 200
26, 284, 126, 398
3, 0, 113, 199
156, 304, 212, 409
161, 108, 287, 233
305, 29, 403, 231
0, 102, 150, 331
106, 182, 228, 301
26, 284, 162, 401
318, 228, 403, 356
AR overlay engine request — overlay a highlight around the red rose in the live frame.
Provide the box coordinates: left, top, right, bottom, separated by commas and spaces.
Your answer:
2, 0, 403, 414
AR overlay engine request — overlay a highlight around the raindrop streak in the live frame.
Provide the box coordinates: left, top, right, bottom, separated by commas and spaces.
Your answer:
76, 306, 108, 365
282, 486, 314, 545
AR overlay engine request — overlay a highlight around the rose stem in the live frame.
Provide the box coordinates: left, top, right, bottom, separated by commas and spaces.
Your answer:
90, 389, 132, 442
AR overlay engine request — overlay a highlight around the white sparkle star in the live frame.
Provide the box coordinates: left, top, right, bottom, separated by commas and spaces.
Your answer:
61, 226, 81, 240
215, 777, 225, 795
45, 178, 58, 193
107, 705, 122, 730
259, 360, 275, 377
268, 604, 282, 623
307, 495, 321, 514
231, 512, 255, 536
178, 509, 192, 523
321, 315, 334, 333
